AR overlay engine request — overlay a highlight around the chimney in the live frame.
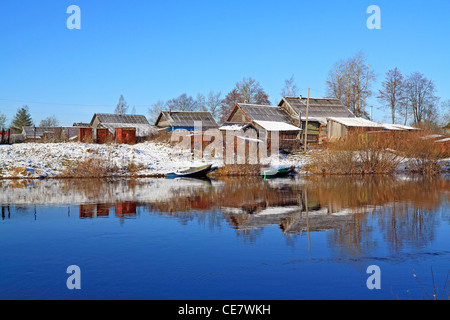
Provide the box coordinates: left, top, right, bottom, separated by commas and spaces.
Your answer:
169, 109, 172, 115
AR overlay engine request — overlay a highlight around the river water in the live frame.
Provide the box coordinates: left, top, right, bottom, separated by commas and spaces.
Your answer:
1, 175, 449, 300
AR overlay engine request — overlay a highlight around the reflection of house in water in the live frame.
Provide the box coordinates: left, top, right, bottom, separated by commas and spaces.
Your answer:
79, 204, 110, 219
78, 202, 137, 219
115, 202, 137, 218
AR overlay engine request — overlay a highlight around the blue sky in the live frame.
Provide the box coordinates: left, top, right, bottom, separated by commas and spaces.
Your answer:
0, 0, 449, 126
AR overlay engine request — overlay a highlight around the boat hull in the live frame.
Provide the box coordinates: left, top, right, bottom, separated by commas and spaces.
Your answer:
166, 164, 213, 179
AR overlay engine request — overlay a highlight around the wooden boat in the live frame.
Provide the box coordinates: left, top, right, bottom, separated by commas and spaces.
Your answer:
166, 164, 213, 179
262, 166, 295, 179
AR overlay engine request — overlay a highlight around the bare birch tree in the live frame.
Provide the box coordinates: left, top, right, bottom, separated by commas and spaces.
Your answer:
148, 100, 166, 124
206, 90, 222, 121
326, 52, 376, 117
404, 72, 439, 126
115, 95, 129, 115
0, 113, 6, 129
377, 68, 406, 124
281, 75, 299, 97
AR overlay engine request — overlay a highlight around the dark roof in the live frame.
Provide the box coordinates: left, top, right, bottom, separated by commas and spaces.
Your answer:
231, 103, 292, 123
156, 111, 218, 129
73, 122, 91, 127
91, 113, 150, 125
279, 97, 354, 119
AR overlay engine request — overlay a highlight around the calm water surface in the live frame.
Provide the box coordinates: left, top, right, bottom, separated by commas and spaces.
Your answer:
1, 175, 449, 300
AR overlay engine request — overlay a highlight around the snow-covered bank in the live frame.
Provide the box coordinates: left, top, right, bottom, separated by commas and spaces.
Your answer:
0, 142, 307, 179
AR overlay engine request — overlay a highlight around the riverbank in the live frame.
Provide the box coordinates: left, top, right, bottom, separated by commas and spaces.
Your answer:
1, 142, 449, 179
0, 142, 308, 179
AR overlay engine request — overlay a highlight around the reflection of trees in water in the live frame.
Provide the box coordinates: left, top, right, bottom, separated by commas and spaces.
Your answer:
313, 175, 449, 257
2, 175, 449, 255
376, 205, 440, 252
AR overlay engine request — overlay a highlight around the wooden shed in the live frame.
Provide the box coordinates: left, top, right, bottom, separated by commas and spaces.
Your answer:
115, 128, 136, 145
327, 117, 384, 140
278, 97, 354, 144
223, 103, 301, 151
154, 111, 219, 132
90, 113, 157, 142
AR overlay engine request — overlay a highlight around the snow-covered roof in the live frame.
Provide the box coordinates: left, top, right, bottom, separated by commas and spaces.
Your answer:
327, 117, 383, 128
254, 120, 301, 132
380, 123, 420, 131
219, 123, 256, 131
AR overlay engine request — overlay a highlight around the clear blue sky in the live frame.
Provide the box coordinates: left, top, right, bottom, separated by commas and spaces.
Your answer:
0, 0, 449, 126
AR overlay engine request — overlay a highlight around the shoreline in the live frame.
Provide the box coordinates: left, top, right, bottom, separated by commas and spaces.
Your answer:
1, 141, 449, 179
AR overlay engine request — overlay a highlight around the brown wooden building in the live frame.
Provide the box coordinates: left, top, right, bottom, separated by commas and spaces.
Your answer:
278, 97, 354, 144
221, 103, 301, 150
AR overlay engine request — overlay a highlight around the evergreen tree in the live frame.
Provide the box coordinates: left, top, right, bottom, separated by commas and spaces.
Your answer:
11, 105, 34, 132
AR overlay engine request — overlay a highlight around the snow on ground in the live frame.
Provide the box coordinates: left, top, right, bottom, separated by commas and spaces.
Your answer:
0, 142, 307, 179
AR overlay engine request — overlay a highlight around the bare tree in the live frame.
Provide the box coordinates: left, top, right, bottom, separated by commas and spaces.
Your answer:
441, 99, 450, 127
377, 68, 406, 124
326, 52, 376, 117
235, 77, 270, 105
219, 78, 270, 124
115, 95, 129, 115
206, 90, 222, 121
219, 89, 240, 124
0, 113, 6, 129
39, 115, 60, 127
404, 72, 439, 126
196, 93, 206, 111
166, 93, 197, 111
281, 75, 299, 97
148, 100, 166, 124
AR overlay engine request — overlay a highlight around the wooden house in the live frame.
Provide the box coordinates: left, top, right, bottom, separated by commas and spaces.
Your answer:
154, 111, 219, 132
278, 97, 354, 144
222, 103, 301, 150
90, 113, 157, 142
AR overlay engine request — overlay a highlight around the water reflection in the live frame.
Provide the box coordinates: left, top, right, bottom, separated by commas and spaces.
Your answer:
1, 175, 449, 254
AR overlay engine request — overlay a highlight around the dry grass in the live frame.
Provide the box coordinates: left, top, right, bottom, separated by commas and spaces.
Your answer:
306, 130, 448, 176
210, 164, 262, 177
60, 157, 119, 178
401, 132, 449, 175
306, 130, 403, 175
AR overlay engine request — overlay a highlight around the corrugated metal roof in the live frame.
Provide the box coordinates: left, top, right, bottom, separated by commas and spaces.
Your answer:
93, 114, 150, 125
328, 117, 383, 128
280, 97, 355, 119
238, 104, 292, 123
158, 111, 218, 129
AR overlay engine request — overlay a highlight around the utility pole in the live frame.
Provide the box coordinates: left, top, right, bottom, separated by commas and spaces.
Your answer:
303, 88, 310, 152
